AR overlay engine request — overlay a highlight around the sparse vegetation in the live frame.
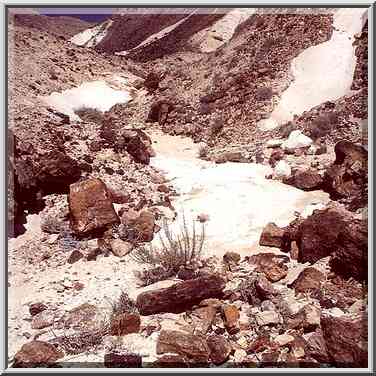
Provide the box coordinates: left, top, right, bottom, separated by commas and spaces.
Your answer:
131, 215, 206, 286
108, 290, 138, 316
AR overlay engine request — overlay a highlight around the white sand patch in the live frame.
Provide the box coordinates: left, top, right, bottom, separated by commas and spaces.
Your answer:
259, 8, 368, 130
43, 80, 132, 121
190, 8, 256, 52
70, 20, 113, 47
150, 131, 329, 258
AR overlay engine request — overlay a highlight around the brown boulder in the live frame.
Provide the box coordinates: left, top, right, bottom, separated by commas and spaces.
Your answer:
68, 178, 119, 236
136, 275, 226, 315
29, 303, 47, 317
249, 253, 289, 282
190, 305, 217, 334
147, 99, 172, 125
121, 129, 153, 164
222, 305, 240, 334
13, 341, 63, 367
329, 218, 368, 281
110, 312, 141, 336
303, 329, 329, 364
207, 334, 232, 365
284, 169, 323, 191
67, 249, 84, 264
154, 354, 189, 367
323, 140, 367, 211
288, 267, 325, 293
156, 330, 210, 363
104, 352, 142, 368
321, 314, 368, 367
296, 208, 367, 281
259, 223, 285, 248
127, 210, 155, 242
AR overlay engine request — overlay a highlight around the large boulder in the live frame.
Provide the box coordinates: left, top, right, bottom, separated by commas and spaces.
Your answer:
288, 267, 325, 293
259, 223, 285, 248
321, 314, 368, 367
8, 127, 81, 230
13, 341, 64, 367
136, 275, 226, 315
323, 140, 367, 210
284, 169, 323, 191
68, 178, 120, 236
120, 129, 154, 164
147, 99, 172, 125
296, 207, 367, 281
156, 330, 210, 363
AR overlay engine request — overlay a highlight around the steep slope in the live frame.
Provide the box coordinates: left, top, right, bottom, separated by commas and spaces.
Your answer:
13, 14, 93, 39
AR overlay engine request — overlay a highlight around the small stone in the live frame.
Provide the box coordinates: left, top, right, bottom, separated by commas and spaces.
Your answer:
29, 303, 48, 317
67, 249, 83, 264
110, 239, 133, 257
274, 334, 295, 346
255, 311, 281, 326
31, 310, 55, 330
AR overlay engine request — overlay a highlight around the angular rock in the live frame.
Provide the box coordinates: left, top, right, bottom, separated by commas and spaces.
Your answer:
126, 210, 155, 242
223, 251, 241, 265
154, 354, 189, 367
222, 304, 240, 334
303, 329, 329, 364
249, 252, 289, 282
136, 275, 226, 315
110, 312, 141, 336
62, 303, 98, 330
329, 218, 368, 281
274, 333, 295, 347
110, 239, 133, 257
259, 223, 285, 248
191, 305, 216, 334
147, 99, 172, 125
69, 178, 119, 235
157, 330, 210, 363
67, 249, 83, 264
13, 341, 63, 367
122, 129, 152, 165
29, 303, 47, 317
274, 160, 291, 179
104, 351, 142, 368
31, 310, 55, 330
282, 130, 313, 152
207, 334, 232, 365
288, 267, 325, 293
284, 169, 323, 191
296, 207, 367, 281
323, 140, 367, 211
255, 311, 281, 326
321, 314, 368, 367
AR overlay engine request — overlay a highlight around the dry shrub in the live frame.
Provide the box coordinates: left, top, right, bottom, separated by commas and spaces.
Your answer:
131, 215, 206, 286
108, 290, 138, 316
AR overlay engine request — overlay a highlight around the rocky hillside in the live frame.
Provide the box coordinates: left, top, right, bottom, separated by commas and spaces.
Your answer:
8, 8, 368, 369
